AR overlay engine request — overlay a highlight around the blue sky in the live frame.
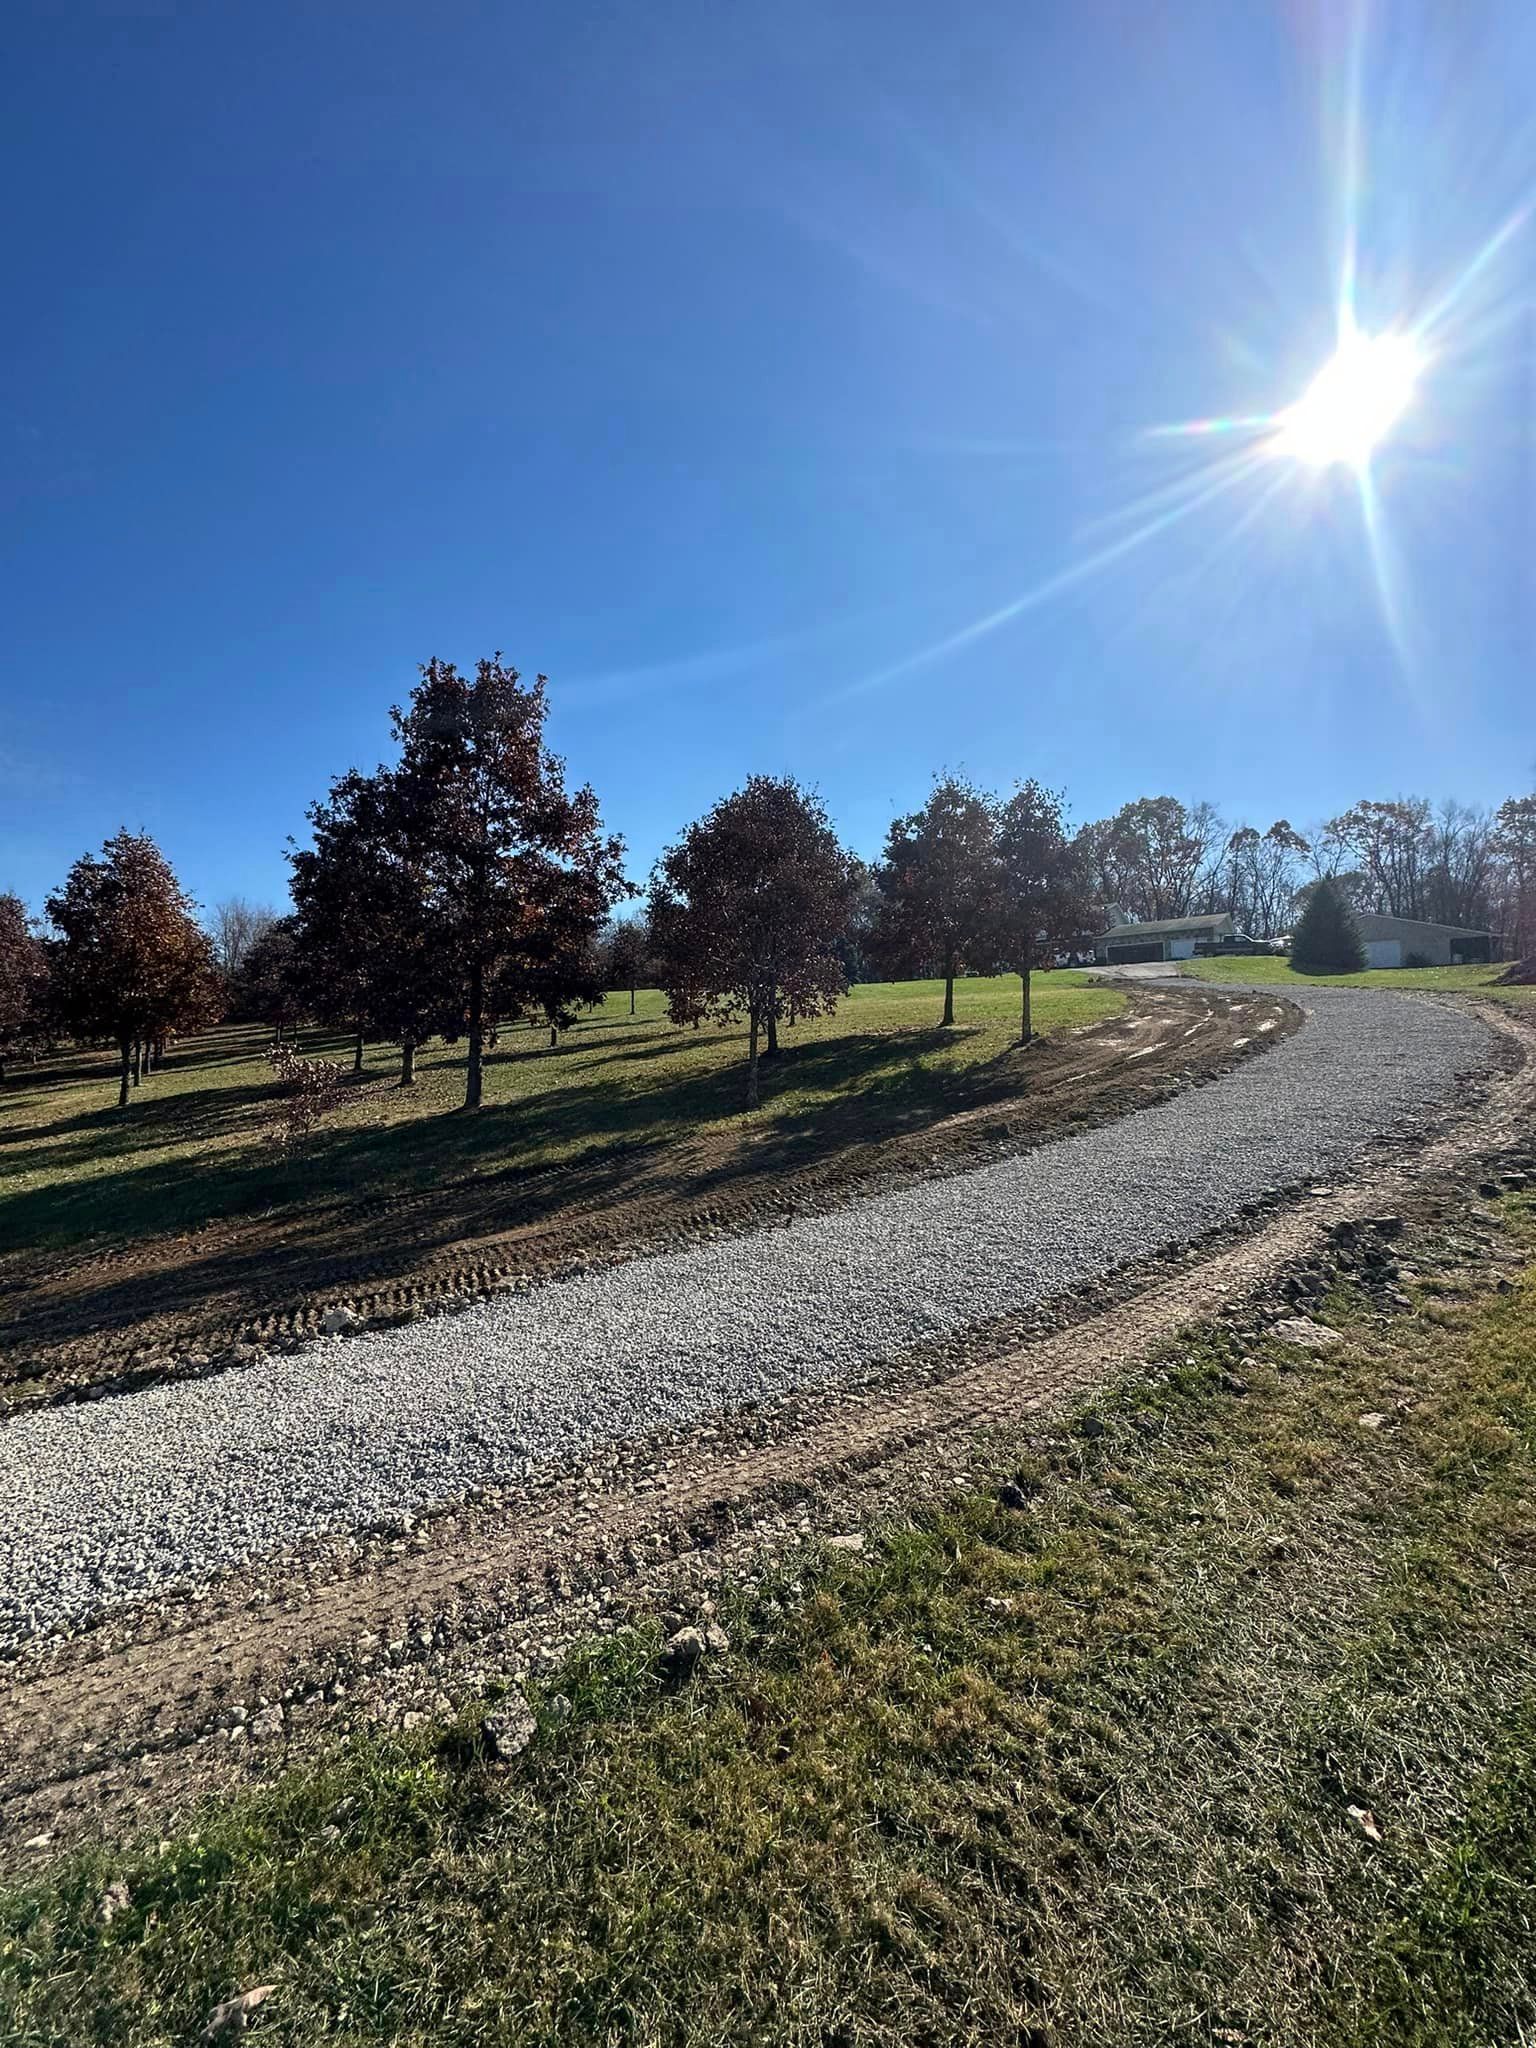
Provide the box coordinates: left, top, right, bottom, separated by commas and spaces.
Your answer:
4, 0, 1533, 917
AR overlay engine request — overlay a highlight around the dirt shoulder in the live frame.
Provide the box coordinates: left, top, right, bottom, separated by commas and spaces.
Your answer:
0, 984, 1291, 1411
0, 996, 1524, 1867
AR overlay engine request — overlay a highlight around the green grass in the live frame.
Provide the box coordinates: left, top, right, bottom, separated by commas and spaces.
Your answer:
5, 1204, 1535, 2046
0, 975, 1119, 1259
1185, 955, 1535, 1001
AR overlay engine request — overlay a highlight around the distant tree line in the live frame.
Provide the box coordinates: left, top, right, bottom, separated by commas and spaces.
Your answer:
1076, 791, 1536, 951
2, 651, 1533, 1109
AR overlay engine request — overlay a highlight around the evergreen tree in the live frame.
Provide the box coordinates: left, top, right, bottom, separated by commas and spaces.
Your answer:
1290, 875, 1366, 974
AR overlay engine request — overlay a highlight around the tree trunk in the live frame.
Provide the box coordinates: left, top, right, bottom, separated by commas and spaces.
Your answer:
746, 1007, 760, 1110
118, 1037, 132, 1108
353, 1032, 365, 1076
1020, 939, 1035, 1045
549, 1026, 558, 1048
400, 1039, 416, 1086
764, 1010, 779, 1058
131, 1038, 142, 1087
629, 982, 636, 1015
942, 951, 957, 1027
466, 957, 485, 1109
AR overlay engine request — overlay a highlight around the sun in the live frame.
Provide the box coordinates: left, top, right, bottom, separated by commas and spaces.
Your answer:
1273, 329, 1423, 469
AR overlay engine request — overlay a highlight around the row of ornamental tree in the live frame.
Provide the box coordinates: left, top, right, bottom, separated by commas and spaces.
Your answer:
2, 651, 1534, 1112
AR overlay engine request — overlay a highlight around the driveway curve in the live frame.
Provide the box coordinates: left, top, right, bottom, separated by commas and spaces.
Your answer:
0, 990, 1493, 1648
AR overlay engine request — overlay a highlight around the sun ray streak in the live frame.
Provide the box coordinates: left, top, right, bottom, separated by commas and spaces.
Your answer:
1354, 465, 1418, 694
1081, 442, 1280, 540
832, 449, 1271, 703
1336, 0, 1368, 341
1411, 200, 1536, 345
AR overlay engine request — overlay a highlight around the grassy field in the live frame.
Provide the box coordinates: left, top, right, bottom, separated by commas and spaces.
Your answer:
4, 1201, 1534, 2046
1185, 955, 1535, 1001
0, 975, 1119, 1260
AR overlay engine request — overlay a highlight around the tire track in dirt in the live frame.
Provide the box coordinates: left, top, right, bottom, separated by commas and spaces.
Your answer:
0, 998, 1526, 1863
1, 988, 1282, 1412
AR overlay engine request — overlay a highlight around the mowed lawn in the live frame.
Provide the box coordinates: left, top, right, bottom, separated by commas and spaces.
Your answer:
1185, 955, 1535, 1001
0, 974, 1120, 1258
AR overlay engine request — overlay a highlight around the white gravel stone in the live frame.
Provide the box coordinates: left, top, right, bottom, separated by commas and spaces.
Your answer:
0, 990, 1490, 1649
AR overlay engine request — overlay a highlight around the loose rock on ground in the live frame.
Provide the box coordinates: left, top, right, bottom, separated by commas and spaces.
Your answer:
0, 990, 1491, 1650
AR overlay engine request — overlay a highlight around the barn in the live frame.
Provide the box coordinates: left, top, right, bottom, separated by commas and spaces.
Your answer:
1353, 914, 1495, 969
1093, 911, 1238, 965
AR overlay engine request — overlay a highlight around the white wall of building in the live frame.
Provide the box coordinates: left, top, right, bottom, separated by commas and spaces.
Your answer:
1364, 939, 1402, 969
1168, 937, 1196, 960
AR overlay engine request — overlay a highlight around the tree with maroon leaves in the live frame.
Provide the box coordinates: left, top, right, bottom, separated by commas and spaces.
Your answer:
873, 776, 1000, 1027
289, 767, 441, 1083
649, 776, 859, 1109
601, 916, 653, 1016
0, 893, 50, 1083
993, 781, 1092, 1044
232, 916, 308, 1044
390, 656, 630, 1109
47, 832, 222, 1106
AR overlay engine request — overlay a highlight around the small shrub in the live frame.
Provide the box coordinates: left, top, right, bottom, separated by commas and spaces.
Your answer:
264, 1042, 346, 1146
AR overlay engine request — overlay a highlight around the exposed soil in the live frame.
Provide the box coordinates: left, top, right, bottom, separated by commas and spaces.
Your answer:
0, 985, 1290, 1412
0, 996, 1526, 1869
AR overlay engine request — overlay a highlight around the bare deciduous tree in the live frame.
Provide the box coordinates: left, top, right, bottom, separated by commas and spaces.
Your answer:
1219, 821, 1311, 939
209, 897, 278, 982
1076, 797, 1224, 924
1495, 792, 1536, 970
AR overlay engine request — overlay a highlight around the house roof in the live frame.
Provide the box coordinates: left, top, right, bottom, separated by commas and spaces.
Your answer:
1354, 913, 1492, 940
1099, 912, 1236, 942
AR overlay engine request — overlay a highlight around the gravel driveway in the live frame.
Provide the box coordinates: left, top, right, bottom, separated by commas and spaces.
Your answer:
0, 990, 1492, 1648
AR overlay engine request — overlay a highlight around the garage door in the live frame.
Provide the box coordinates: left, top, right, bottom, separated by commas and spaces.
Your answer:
1107, 942, 1166, 965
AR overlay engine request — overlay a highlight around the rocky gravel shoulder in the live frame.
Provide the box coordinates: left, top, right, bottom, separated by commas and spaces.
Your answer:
0, 989, 1493, 1654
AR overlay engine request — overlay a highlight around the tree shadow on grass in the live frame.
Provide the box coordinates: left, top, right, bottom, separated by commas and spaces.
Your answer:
0, 1024, 1005, 1306
0, 1081, 281, 1176
0, 1006, 1097, 1385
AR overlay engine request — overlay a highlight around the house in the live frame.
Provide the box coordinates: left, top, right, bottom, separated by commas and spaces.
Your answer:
1093, 911, 1238, 965
1352, 914, 1495, 969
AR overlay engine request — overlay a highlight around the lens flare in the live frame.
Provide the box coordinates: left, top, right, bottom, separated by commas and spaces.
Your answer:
1272, 330, 1423, 469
